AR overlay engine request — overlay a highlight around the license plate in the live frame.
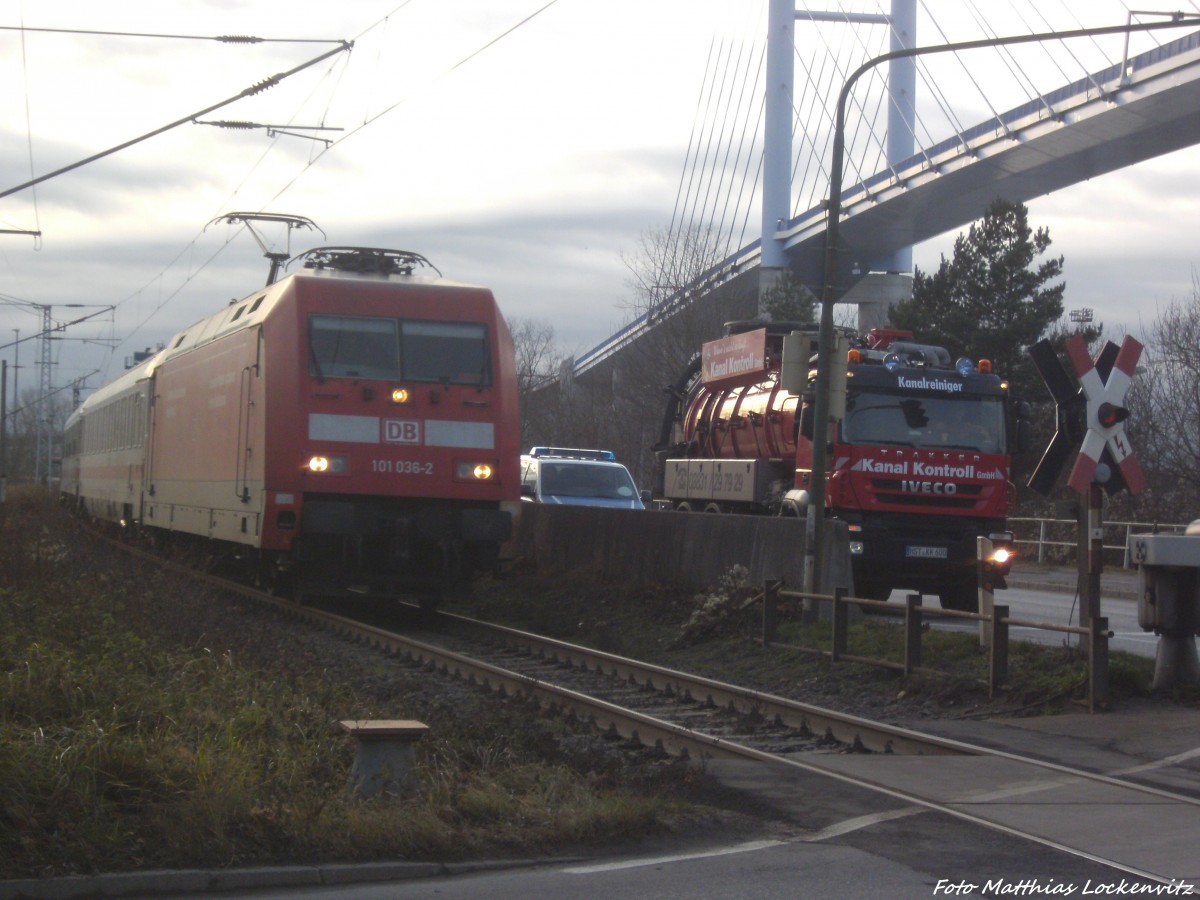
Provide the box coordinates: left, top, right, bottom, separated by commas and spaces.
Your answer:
906, 545, 948, 559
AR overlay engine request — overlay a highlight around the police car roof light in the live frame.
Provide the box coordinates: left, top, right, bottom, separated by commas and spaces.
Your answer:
529, 446, 616, 461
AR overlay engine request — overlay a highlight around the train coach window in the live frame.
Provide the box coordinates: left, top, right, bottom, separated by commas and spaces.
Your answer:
310, 315, 401, 379
401, 321, 490, 385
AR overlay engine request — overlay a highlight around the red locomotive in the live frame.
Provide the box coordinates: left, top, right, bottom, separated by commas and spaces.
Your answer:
61, 246, 521, 606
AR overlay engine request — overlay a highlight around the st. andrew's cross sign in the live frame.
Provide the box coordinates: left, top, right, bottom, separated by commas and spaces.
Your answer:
1028, 334, 1145, 497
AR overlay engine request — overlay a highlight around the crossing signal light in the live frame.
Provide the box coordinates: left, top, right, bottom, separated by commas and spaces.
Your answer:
1097, 402, 1129, 428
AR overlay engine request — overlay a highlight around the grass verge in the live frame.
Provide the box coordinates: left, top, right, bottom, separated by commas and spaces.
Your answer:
0, 490, 716, 880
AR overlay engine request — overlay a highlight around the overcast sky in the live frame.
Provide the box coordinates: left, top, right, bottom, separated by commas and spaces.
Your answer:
3, 0, 1200, 398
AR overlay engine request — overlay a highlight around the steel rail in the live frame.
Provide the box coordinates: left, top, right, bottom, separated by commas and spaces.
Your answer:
104, 537, 1196, 887
441, 610, 1200, 807
439, 609, 965, 757
118, 538, 1200, 808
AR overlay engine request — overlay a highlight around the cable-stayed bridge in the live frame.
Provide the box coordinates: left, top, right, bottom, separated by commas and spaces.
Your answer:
571, 3, 1200, 379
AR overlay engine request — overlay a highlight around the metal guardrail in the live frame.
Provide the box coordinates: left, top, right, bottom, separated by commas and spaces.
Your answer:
761, 582, 1111, 713
1009, 517, 1188, 569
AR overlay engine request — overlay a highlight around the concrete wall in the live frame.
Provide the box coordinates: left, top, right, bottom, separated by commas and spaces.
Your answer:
509, 504, 852, 594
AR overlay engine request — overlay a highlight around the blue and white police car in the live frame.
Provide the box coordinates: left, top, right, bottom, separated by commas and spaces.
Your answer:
519, 447, 646, 510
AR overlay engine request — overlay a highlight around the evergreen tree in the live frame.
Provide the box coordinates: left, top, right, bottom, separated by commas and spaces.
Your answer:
890, 198, 1066, 399
760, 270, 817, 325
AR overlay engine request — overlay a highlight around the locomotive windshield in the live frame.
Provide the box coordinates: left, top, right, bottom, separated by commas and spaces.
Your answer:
309, 315, 490, 385
401, 321, 489, 384
841, 389, 1006, 454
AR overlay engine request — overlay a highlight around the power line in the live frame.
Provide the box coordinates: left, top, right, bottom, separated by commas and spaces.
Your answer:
0, 40, 352, 201
0, 24, 334, 44
107, 2, 563, 359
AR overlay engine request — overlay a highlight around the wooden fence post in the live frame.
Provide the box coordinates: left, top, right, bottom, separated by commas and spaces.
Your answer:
762, 579, 780, 647
989, 604, 1009, 696
904, 593, 922, 675
831, 587, 848, 661
1089, 616, 1109, 711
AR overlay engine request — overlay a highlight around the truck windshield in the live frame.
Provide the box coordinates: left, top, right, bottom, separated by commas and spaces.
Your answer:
309, 316, 490, 385
841, 390, 1006, 454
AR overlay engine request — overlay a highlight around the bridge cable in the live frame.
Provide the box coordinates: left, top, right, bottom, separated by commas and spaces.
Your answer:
662, 33, 721, 305
708, 35, 767, 262
817, 5, 890, 206
725, 65, 766, 258
792, 22, 849, 216
695, 36, 750, 261
672, 35, 733, 298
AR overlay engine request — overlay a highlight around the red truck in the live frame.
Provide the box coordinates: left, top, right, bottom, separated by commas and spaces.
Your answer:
654, 322, 1026, 610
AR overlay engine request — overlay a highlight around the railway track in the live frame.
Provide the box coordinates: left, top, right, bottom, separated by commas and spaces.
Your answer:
121, 540, 1200, 888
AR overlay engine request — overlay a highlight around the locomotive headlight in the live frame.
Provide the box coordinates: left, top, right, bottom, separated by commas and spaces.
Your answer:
391, 387, 411, 404
306, 455, 347, 474
456, 461, 495, 481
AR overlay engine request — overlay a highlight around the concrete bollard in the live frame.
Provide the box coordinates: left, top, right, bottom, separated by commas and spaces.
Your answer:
340, 719, 428, 799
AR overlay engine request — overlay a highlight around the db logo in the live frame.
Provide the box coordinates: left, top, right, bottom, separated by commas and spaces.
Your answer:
383, 419, 421, 444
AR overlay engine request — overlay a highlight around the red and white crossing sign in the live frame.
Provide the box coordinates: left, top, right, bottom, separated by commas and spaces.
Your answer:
1064, 334, 1145, 495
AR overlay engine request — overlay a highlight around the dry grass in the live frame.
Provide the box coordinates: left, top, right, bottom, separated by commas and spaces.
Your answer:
0, 489, 709, 879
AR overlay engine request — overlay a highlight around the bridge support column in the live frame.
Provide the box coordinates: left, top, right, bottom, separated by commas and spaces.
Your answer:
838, 272, 912, 331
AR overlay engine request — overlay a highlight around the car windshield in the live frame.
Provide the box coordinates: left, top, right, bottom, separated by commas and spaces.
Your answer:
841, 389, 1006, 453
309, 315, 489, 385
541, 462, 638, 499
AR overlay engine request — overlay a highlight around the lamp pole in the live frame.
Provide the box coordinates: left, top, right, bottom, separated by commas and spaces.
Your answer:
810, 13, 1200, 593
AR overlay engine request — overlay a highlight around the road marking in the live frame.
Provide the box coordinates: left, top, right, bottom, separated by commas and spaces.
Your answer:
798, 806, 926, 841
562, 839, 787, 874
1111, 746, 1200, 777
564, 806, 937, 874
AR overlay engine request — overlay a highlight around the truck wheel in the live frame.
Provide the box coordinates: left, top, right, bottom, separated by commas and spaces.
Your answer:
938, 580, 979, 613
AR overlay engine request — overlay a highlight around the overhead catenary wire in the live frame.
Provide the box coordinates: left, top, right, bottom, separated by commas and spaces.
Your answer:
16, 10, 41, 248
0, 40, 353, 202
0, 24, 334, 43
107, 1, 561, 361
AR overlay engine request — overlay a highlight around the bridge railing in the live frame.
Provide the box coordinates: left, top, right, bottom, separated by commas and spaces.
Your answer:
1009, 516, 1189, 569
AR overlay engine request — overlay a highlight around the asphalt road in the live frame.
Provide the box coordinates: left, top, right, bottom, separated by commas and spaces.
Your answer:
931, 585, 1156, 658
883, 565, 1160, 658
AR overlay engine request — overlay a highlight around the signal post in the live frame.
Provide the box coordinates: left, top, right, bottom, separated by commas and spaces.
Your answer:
1028, 335, 1144, 679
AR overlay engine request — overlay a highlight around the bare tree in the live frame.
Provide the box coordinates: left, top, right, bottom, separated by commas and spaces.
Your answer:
601, 223, 758, 482
506, 316, 564, 450
618, 223, 739, 369
1122, 283, 1200, 522
4, 385, 73, 483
